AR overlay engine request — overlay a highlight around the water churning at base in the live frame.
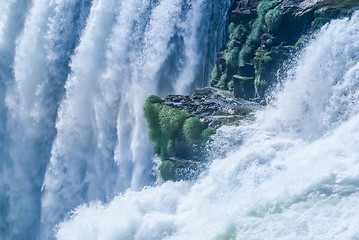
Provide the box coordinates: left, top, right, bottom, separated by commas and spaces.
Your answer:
57, 12, 359, 240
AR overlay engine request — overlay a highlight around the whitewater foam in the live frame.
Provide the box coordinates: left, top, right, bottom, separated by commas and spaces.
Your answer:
57, 12, 359, 240
0, 0, 230, 238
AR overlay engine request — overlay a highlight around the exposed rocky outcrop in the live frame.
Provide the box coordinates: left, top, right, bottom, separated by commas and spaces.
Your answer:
164, 87, 260, 128
210, 0, 359, 101
145, 0, 359, 181
144, 87, 259, 181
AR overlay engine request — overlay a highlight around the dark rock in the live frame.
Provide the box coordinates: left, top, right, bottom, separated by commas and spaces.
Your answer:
233, 75, 255, 99
164, 86, 259, 128
232, 64, 256, 99
230, 0, 260, 23
238, 64, 255, 78
210, 0, 359, 100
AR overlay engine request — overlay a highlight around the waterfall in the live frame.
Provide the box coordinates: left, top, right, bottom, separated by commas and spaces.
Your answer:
0, 0, 230, 239
57, 12, 359, 239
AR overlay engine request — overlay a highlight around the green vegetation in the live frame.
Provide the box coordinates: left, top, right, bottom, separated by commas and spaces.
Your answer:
230, 24, 248, 43
158, 160, 175, 181
225, 47, 240, 67
257, 0, 278, 15
211, 64, 219, 80
264, 9, 283, 33
209, 0, 359, 102
159, 105, 188, 141
144, 95, 217, 181
254, 49, 272, 75
316, 0, 359, 13
143, 95, 163, 141
201, 127, 216, 142
247, 18, 263, 45
238, 45, 253, 66
208, 0, 293, 100
254, 48, 272, 97
183, 117, 204, 144
219, 73, 228, 89
226, 39, 236, 49
228, 22, 235, 35
292, 35, 308, 48
228, 80, 234, 90
144, 96, 188, 160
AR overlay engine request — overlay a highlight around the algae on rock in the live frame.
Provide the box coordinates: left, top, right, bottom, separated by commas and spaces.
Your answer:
210, 0, 359, 101
144, 95, 216, 181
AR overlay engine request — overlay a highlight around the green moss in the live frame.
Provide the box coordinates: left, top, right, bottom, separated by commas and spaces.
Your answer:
238, 45, 253, 66
254, 77, 267, 98
248, 1, 280, 45
201, 127, 216, 142
143, 96, 163, 141
183, 117, 204, 144
257, 0, 278, 15
211, 64, 219, 80
247, 17, 263, 45
254, 49, 272, 74
225, 47, 240, 67
228, 22, 235, 35
253, 48, 273, 97
316, 0, 359, 13
144, 95, 190, 160
166, 139, 175, 155
228, 80, 234, 90
159, 160, 175, 181
312, 17, 331, 30
218, 73, 228, 89
264, 9, 283, 33
159, 105, 188, 140
226, 39, 237, 49
144, 95, 162, 105
153, 141, 161, 156
265, 38, 273, 46
144, 96, 216, 181
158, 106, 188, 160
292, 35, 308, 48
231, 24, 248, 44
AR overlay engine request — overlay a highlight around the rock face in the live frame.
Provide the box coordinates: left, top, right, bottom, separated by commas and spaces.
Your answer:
164, 87, 259, 128
145, 0, 359, 181
210, 0, 359, 100
144, 87, 259, 181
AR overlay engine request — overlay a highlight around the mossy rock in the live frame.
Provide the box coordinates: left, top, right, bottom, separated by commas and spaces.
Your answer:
183, 117, 205, 144
201, 127, 216, 142
225, 47, 240, 67
264, 8, 283, 33
159, 160, 175, 181
316, 0, 359, 13
159, 105, 188, 140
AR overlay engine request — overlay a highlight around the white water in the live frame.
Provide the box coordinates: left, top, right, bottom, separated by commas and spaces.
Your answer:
0, 0, 229, 239
57, 13, 359, 239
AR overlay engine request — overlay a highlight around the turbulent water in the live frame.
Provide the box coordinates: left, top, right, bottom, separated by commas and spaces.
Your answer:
56, 12, 359, 240
0, 0, 230, 239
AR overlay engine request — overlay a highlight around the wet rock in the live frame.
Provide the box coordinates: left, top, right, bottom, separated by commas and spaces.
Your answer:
164, 86, 260, 128
210, 0, 359, 101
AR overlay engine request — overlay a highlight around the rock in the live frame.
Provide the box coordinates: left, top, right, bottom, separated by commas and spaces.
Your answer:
164, 86, 259, 128
150, 0, 359, 181
230, 0, 260, 24
210, 0, 359, 101
238, 63, 255, 77
233, 75, 255, 99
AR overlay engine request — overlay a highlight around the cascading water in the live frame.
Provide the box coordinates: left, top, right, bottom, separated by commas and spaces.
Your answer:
0, 0, 230, 239
56, 12, 359, 239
